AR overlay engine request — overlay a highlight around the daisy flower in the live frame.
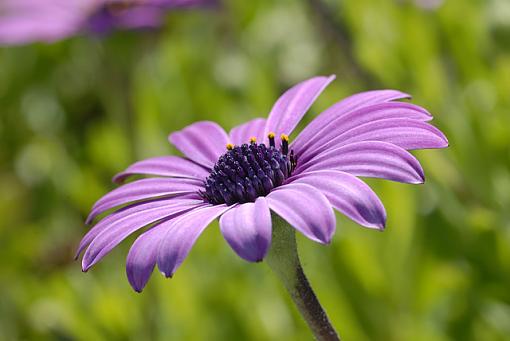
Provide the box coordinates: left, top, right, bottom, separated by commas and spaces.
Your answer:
0, 0, 217, 45
77, 75, 448, 293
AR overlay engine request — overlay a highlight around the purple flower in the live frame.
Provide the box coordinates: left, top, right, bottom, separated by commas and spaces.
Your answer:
77, 75, 448, 292
0, 0, 217, 45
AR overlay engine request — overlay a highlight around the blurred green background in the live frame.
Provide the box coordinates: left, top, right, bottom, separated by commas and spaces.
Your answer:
1, 0, 510, 340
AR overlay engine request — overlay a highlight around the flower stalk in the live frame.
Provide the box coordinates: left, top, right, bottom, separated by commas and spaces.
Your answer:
266, 215, 340, 341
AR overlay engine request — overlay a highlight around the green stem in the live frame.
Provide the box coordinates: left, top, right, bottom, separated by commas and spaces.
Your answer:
266, 215, 340, 341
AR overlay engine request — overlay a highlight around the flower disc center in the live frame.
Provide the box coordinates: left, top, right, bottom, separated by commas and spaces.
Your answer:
201, 134, 296, 205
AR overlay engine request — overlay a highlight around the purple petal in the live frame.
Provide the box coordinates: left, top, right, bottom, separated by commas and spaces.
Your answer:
288, 170, 386, 229
112, 156, 209, 183
219, 197, 272, 262
296, 141, 425, 184
266, 183, 335, 244
294, 102, 432, 156
324, 89, 412, 111
0, 0, 84, 45
125, 204, 210, 293
229, 118, 267, 146
86, 177, 203, 224
126, 225, 162, 293
0, 18, 78, 45
80, 200, 203, 271
263, 75, 335, 146
292, 90, 412, 153
157, 205, 231, 277
77, 197, 202, 258
168, 121, 229, 169
300, 118, 448, 164
321, 118, 448, 152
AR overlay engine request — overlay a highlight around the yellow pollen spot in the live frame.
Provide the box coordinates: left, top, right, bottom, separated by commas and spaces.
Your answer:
226, 143, 234, 150
268, 132, 275, 139
280, 134, 289, 142
249, 136, 257, 143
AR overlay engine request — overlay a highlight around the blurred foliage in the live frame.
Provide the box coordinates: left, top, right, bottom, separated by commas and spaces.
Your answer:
1, 0, 510, 340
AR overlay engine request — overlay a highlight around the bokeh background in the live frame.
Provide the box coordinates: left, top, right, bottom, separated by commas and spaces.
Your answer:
1, 0, 510, 340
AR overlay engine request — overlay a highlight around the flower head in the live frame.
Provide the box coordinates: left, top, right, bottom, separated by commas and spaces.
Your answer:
77, 75, 448, 292
0, 0, 217, 45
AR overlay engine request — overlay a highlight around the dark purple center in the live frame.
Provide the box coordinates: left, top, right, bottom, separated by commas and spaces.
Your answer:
200, 136, 297, 206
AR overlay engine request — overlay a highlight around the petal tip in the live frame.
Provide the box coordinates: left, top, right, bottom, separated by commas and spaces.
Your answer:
112, 174, 125, 184
127, 270, 149, 293
81, 257, 96, 272
366, 217, 386, 230
236, 252, 267, 263
327, 232, 335, 243
252, 251, 268, 263
130, 281, 145, 293
421, 108, 433, 117
376, 212, 387, 230
437, 131, 449, 148
400, 92, 412, 100
167, 132, 179, 145
318, 233, 333, 245
415, 167, 426, 184
161, 270, 173, 279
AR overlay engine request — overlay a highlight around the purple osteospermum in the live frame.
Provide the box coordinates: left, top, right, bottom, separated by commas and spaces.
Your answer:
0, 0, 217, 45
77, 75, 448, 292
